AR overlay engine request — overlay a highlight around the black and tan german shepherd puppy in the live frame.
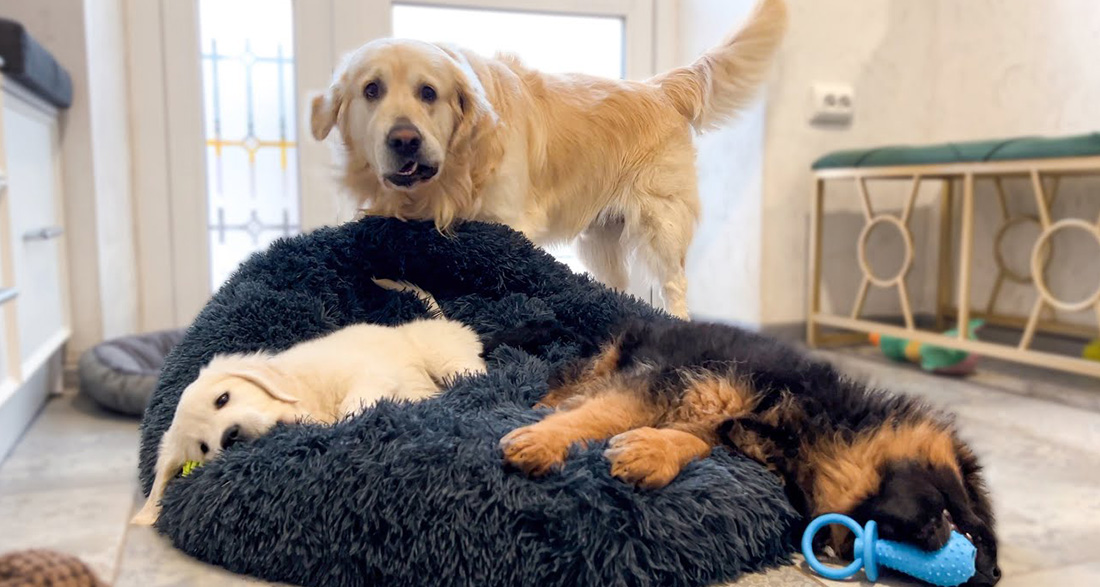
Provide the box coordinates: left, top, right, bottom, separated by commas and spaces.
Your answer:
494, 319, 1000, 586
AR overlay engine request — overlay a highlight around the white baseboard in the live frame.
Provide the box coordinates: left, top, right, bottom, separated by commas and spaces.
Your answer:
0, 348, 63, 463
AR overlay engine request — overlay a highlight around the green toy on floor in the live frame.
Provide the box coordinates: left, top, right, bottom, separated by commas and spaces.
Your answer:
1085, 339, 1100, 362
869, 320, 984, 376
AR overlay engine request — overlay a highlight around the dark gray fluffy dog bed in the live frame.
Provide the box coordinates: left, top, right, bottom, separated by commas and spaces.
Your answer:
137, 218, 797, 587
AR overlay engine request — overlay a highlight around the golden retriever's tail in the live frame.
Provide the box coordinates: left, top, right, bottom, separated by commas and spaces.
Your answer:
652, 0, 788, 132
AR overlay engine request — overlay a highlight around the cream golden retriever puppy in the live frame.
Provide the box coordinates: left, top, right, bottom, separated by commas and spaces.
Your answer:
310, 0, 787, 318
132, 317, 485, 526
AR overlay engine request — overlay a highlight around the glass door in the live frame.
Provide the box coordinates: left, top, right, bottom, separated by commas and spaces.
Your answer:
199, 0, 302, 288
138, 0, 654, 325
391, 3, 631, 274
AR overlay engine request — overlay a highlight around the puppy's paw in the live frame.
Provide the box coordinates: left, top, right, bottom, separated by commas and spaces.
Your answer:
605, 428, 683, 489
500, 425, 570, 477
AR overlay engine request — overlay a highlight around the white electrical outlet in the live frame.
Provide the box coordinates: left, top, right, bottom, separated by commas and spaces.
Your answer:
810, 83, 854, 124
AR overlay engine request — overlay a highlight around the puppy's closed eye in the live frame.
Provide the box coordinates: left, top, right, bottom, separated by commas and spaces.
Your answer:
215, 392, 230, 409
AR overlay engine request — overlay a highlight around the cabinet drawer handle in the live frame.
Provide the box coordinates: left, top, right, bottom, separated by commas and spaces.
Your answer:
0, 288, 16, 306
23, 226, 64, 241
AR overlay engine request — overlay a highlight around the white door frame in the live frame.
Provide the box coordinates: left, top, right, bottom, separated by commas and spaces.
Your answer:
127, 0, 357, 327
387, 0, 655, 79
127, 0, 662, 329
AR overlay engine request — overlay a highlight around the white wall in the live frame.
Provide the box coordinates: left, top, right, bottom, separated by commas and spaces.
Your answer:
0, 0, 139, 359
760, 0, 1100, 328
680, 0, 767, 326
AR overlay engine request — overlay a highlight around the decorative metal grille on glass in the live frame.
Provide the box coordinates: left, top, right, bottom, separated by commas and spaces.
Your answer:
199, 0, 300, 290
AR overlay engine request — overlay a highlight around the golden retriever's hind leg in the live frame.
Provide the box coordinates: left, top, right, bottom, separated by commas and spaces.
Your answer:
662, 272, 690, 320
577, 220, 629, 291
636, 194, 696, 320
605, 427, 712, 489
501, 389, 658, 477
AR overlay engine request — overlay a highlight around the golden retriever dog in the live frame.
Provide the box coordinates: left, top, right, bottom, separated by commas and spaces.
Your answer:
310, 0, 788, 318
132, 317, 485, 526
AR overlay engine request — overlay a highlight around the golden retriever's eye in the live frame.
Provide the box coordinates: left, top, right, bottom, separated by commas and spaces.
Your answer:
419, 85, 437, 104
215, 392, 230, 409
363, 81, 382, 101
200, 442, 209, 455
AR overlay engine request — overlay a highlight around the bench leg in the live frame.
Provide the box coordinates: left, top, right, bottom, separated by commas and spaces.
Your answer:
806, 177, 824, 347
935, 179, 955, 331
955, 173, 976, 340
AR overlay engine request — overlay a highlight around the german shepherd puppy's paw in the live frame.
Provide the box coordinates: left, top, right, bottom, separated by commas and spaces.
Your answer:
500, 424, 571, 476
605, 427, 713, 489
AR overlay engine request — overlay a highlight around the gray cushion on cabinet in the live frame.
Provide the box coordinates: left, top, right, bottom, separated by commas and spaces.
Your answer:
0, 18, 74, 109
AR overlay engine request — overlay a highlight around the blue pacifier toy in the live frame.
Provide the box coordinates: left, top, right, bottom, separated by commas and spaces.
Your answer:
801, 513, 976, 586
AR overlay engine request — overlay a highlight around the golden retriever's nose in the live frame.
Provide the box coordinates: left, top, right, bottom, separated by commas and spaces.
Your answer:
221, 424, 242, 450
387, 124, 422, 157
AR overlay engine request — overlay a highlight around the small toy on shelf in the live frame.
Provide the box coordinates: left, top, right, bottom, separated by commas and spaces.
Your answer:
869, 320, 984, 376
802, 513, 977, 587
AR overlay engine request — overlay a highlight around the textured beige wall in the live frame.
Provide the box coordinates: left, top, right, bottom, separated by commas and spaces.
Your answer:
929, 0, 1100, 328
761, 0, 1100, 327
762, 0, 938, 325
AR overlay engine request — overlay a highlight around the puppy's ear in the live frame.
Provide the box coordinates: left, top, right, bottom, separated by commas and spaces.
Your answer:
310, 86, 342, 141
228, 359, 300, 404
132, 434, 186, 526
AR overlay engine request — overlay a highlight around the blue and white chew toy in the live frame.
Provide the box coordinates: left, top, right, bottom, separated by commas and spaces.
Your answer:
801, 513, 976, 587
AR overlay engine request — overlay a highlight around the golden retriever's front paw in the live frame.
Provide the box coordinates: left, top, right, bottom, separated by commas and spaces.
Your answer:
500, 425, 569, 477
605, 428, 683, 489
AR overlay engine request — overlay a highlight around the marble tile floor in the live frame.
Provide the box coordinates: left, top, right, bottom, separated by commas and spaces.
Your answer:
1, 350, 1098, 586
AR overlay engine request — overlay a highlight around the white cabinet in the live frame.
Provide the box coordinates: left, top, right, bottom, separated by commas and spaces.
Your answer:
0, 78, 71, 461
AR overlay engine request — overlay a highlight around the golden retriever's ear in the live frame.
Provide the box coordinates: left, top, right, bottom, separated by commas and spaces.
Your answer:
228, 359, 301, 404
449, 57, 496, 148
132, 435, 185, 526
310, 87, 341, 141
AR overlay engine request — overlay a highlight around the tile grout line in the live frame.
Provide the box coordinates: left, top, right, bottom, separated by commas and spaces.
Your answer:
108, 484, 139, 585
110, 523, 131, 585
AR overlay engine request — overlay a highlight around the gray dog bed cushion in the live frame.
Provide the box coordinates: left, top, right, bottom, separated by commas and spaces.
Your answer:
79, 329, 185, 416
137, 218, 798, 587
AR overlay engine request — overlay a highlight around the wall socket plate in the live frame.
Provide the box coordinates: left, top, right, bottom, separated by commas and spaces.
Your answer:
810, 83, 854, 125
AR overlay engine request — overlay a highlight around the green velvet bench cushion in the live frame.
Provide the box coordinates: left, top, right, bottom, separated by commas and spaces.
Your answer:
813, 132, 1100, 170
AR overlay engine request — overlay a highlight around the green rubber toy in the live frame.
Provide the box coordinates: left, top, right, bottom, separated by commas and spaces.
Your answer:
870, 320, 983, 375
